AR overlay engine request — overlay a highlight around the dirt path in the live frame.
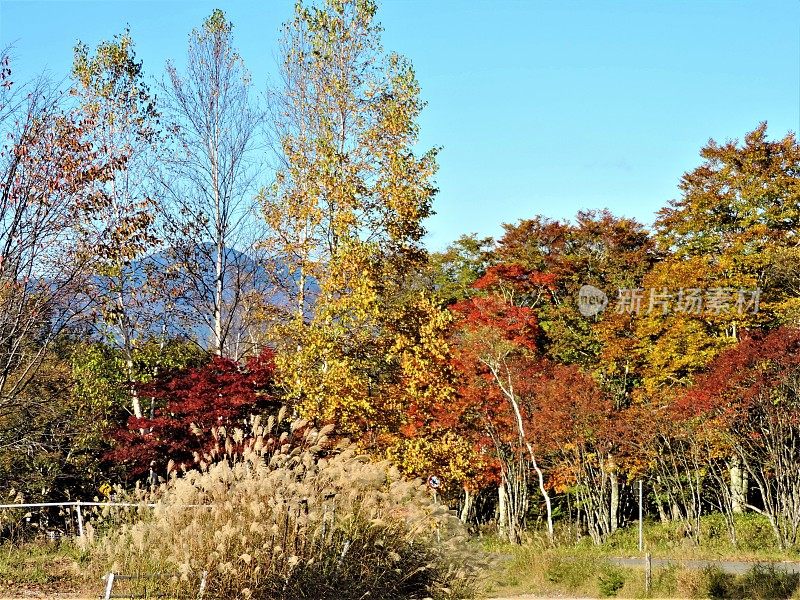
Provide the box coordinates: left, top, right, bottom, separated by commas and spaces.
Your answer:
490, 596, 594, 600
0, 596, 90, 599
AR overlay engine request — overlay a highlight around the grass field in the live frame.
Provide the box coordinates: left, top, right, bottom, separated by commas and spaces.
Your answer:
0, 541, 91, 597
481, 513, 800, 599
4, 513, 800, 599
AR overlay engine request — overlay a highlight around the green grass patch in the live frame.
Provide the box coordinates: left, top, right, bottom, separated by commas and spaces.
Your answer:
479, 543, 631, 598
600, 512, 791, 560
0, 540, 88, 591
480, 512, 800, 598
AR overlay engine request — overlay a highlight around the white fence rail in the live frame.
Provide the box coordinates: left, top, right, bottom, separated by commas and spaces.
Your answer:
0, 502, 213, 598
101, 570, 208, 600
0, 500, 206, 540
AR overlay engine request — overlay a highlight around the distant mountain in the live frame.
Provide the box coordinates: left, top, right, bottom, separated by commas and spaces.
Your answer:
87, 242, 316, 347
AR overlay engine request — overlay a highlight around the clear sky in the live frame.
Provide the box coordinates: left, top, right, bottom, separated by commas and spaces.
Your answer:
1, 0, 799, 250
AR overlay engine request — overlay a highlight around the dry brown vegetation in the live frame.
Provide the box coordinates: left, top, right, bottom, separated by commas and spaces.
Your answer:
90, 414, 478, 599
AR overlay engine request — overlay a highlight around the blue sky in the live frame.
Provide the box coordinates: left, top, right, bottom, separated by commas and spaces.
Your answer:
1, 0, 798, 250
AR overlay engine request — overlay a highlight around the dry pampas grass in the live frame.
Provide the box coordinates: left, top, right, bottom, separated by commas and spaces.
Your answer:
93, 411, 477, 599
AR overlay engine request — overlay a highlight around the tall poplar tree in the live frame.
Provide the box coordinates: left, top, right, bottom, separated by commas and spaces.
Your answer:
161, 10, 264, 358
72, 30, 161, 420
262, 0, 440, 433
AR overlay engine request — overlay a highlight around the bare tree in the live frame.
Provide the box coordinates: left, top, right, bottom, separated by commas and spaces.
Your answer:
159, 9, 265, 358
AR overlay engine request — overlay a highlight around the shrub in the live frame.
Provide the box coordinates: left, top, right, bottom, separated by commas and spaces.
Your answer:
651, 563, 679, 597
734, 564, 800, 599
109, 351, 278, 478
735, 513, 781, 552
94, 413, 476, 599
702, 566, 736, 599
597, 565, 626, 597
676, 567, 707, 598
700, 564, 800, 599
544, 554, 601, 591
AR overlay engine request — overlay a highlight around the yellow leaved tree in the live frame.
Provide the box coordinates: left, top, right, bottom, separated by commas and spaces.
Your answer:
260, 0, 452, 455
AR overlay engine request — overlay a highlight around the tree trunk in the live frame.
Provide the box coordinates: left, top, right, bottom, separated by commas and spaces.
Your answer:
484, 357, 553, 543
730, 456, 746, 514
125, 356, 146, 435
653, 482, 669, 523
460, 487, 474, 523
214, 236, 224, 356
498, 484, 508, 538
610, 468, 620, 533
528, 442, 554, 543
498, 366, 554, 543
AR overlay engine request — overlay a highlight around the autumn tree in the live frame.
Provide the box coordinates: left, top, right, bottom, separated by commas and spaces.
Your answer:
628, 125, 800, 520
641, 124, 800, 397
380, 295, 492, 520
527, 364, 616, 544
161, 9, 265, 358
261, 0, 441, 436
449, 267, 558, 543
70, 338, 204, 432
496, 210, 656, 395
71, 30, 163, 420
0, 63, 121, 470
494, 211, 656, 531
109, 350, 277, 479
427, 233, 495, 305
679, 328, 800, 549
0, 343, 108, 503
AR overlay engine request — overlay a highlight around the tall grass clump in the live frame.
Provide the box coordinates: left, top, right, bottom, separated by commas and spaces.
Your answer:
93, 411, 476, 599
700, 564, 800, 600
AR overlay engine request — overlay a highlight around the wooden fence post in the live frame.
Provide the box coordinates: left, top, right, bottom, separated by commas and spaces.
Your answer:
639, 480, 644, 552
644, 552, 652, 596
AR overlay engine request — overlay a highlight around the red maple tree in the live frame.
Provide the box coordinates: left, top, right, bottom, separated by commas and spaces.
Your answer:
673, 328, 800, 548
109, 350, 279, 478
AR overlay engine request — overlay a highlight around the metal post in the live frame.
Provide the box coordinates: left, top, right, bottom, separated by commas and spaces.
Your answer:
76, 500, 84, 540
198, 570, 208, 599
103, 572, 115, 600
432, 487, 440, 542
638, 480, 643, 552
